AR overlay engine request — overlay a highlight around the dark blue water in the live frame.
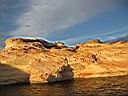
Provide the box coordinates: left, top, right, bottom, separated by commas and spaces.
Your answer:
0, 75, 128, 96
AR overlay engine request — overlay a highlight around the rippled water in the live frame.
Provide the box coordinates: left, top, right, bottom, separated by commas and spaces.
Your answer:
0, 75, 128, 96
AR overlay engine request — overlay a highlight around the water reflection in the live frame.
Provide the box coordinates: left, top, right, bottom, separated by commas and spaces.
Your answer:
0, 75, 128, 96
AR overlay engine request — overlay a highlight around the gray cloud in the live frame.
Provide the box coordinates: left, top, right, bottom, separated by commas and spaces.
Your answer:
0, 0, 31, 32
12, 0, 122, 37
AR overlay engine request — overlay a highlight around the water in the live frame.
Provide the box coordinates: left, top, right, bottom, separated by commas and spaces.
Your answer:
0, 75, 128, 96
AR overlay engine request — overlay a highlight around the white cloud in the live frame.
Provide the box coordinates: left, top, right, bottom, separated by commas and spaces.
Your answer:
13, 0, 121, 37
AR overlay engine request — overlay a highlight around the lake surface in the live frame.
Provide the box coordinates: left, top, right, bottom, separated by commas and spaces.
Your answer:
0, 75, 128, 96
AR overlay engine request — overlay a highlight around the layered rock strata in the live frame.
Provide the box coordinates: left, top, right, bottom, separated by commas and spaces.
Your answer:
0, 38, 128, 84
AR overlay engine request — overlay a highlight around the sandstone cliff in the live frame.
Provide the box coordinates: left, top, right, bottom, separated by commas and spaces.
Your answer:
0, 38, 128, 84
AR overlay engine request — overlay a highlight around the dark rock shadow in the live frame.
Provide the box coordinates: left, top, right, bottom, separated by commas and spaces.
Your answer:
0, 63, 30, 85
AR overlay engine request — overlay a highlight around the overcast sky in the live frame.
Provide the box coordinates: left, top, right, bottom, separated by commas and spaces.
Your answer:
0, 0, 128, 46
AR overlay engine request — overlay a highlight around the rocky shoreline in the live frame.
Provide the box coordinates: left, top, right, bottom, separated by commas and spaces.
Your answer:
0, 38, 128, 85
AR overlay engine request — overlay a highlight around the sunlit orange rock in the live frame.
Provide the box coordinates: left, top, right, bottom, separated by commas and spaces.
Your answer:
0, 38, 128, 84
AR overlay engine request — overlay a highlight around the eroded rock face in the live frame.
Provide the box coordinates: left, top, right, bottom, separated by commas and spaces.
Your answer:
5, 38, 66, 49
0, 38, 128, 84
47, 64, 74, 83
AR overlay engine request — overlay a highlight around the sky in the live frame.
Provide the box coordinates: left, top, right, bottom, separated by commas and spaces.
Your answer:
0, 0, 128, 47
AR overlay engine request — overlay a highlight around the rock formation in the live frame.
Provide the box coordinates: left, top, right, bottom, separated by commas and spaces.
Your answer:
0, 38, 128, 84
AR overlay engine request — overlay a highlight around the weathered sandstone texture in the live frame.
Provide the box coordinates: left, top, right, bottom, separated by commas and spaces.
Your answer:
0, 38, 128, 84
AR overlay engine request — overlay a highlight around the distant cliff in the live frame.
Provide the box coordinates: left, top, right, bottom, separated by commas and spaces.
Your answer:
0, 38, 128, 84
